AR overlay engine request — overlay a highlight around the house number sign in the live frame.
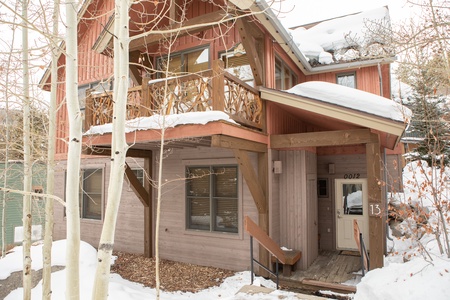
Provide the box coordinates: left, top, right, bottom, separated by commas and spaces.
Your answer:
369, 203, 382, 217
343, 173, 360, 179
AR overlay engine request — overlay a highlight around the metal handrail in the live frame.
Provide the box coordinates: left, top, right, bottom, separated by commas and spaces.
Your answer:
249, 236, 280, 289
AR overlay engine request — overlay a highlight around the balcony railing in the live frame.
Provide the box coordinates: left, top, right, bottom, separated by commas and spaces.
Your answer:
84, 60, 263, 132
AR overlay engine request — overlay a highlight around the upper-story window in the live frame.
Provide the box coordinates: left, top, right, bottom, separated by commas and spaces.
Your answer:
221, 43, 254, 86
275, 57, 297, 90
336, 72, 356, 89
157, 46, 210, 77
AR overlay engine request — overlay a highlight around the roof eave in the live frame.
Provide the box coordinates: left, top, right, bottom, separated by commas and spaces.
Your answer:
259, 87, 407, 140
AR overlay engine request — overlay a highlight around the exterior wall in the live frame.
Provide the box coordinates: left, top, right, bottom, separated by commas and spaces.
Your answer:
269, 149, 280, 245
53, 157, 145, 254
277, 150, 318, 270
0, 163, 46, 249
155, 146, 258, 271
316, 154, 367, 251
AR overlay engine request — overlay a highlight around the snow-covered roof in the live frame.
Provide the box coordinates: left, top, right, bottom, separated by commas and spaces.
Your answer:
290, 7, 394, 66
284, 81, 411, 123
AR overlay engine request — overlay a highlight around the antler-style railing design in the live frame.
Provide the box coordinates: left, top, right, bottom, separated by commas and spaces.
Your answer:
84, 60, 263, 132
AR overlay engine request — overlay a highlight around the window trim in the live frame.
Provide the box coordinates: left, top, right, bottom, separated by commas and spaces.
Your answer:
336, 72, 357, 89
64, 166, 105, 221
184, 161, 242, 237
275, 56, 298, 90
156, 45, 210, 78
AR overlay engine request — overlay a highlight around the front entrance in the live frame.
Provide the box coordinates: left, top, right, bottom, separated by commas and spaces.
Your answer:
335, 179, 369, 250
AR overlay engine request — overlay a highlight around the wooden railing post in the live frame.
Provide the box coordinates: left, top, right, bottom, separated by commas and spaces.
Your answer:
84, 89, 93, 131
212, 60, 225, 111
141, 78, 151, 117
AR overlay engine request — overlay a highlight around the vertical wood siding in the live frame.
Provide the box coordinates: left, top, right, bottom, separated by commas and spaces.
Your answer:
278, 150, 318, 270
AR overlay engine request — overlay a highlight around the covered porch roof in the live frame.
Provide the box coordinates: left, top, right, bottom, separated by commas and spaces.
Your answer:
260, 82, 411, 150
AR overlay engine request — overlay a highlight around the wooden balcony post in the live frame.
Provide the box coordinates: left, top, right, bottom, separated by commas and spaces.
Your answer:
141, 78, 151, 117
84, 89, 93, 131
212, 60, 225, 111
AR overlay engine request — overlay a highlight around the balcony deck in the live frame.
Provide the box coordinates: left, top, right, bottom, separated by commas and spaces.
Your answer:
84, 60, 263, 135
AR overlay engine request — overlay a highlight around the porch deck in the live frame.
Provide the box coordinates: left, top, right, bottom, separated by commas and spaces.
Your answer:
279, 250, 361, 294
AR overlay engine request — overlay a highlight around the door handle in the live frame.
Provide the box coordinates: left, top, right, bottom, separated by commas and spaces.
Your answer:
337, 210, 342, 219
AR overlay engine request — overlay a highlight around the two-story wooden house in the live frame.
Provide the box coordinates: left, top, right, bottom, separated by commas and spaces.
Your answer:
40, 0, 409, 280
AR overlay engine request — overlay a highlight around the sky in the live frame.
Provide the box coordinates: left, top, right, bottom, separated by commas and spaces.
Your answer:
273, 0, 413, 28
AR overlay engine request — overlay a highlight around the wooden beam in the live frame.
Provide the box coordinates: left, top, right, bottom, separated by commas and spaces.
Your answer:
143, 156, 153, 258
129, 51, 144, 85
258, 152, 270, 276
84, 147, 153, 158
301, 279, 357, 293
124, 163, 150, 207
366, 133, 384, 269
244, 216, 285, 264
129, 12, 230, 51
211, 135, 267, 153
233, 149, 267, 213
236, 18, 264, 86
271, 129, 373, 149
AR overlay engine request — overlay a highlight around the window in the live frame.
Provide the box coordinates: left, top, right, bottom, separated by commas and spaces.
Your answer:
186, 166, 238, 233
275, 57, 297, 90
132, 168, 144, 186
336, 72, 356, 88
65, 168, 103, 220
157, 47, 210, 77
317, 179, 328, 198
221, 44, 254, 86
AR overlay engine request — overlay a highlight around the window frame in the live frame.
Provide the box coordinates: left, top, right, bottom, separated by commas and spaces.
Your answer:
336, 72, 357, 89
185, 164, 240, 234
275, 56, 298, 90
156, 45, 210, 78
64, 167, 104, 221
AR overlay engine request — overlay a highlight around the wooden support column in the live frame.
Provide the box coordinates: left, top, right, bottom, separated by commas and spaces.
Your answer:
258, 152, 269, 276
212, 60, 225, 111
366, 134, 385, 269
233, 149, 269, 276
144, 154, 153, 257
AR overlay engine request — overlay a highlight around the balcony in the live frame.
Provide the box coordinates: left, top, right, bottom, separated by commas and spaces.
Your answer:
84, 60, 263, 133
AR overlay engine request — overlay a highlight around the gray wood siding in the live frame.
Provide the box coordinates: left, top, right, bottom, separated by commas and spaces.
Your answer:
278, 150, 318, 270
269, 150, 280, 244
316, 154, 367, 251
155, 147, 259, 271
53, 157, 145, 254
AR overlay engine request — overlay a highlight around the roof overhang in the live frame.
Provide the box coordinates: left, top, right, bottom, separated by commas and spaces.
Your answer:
260, 87, 407, 149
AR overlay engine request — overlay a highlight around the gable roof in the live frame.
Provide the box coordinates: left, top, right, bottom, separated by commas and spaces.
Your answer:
260, 81, 411, 149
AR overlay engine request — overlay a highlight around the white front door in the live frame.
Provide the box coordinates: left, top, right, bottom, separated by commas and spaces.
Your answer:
335, 179, 369, 250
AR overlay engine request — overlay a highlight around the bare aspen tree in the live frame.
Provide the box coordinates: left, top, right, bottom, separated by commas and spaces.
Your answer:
21, 0, 33, 298
92, 0, 130, 298
0, 0, 20, 259
65, 0, 82, 298
42, 0, 60, 298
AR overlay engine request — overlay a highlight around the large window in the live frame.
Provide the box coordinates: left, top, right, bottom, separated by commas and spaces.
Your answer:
66, 168, 103, 220
221, 44, 254, 86
157, 47, 210, 77
186, 166, 238, 233
336, 72, 356, 88
275, 57, 297, 90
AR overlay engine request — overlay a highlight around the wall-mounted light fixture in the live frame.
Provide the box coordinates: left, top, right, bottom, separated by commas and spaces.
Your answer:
273, 161, 282, 174
328, 163, 335, 175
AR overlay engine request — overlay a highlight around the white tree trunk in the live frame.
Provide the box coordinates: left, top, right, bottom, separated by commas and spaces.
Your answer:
21, 0, 32, 298
65, 0, 82, 299
91, 0, 130, 298
42, 0, 60, 298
